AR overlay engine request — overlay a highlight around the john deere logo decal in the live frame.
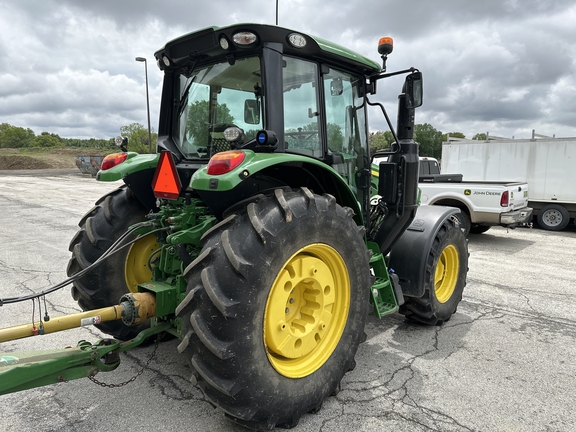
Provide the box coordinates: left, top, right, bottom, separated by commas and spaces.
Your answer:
464, 189, 471, 195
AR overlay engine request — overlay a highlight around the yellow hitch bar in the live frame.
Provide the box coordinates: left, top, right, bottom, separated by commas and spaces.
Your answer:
0, 292, 156, 343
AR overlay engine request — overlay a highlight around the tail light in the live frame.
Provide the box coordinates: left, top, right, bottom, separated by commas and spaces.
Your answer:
206, 151, 246, 175
500, 191, 509, 207
101, 153, 128, 171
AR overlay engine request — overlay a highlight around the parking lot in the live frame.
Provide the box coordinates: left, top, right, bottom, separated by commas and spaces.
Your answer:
1, 169, 575, 432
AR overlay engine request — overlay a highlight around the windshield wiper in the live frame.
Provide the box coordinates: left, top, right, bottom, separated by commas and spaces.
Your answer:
177, 75, 196, 118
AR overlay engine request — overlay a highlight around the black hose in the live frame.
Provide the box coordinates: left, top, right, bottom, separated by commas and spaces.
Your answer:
0, 224, 169, 306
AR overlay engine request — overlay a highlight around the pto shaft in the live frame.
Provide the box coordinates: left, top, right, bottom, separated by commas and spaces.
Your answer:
0, 292, 156, 343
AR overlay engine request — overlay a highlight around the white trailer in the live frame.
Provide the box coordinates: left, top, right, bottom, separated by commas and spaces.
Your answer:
442, 136, 576, 230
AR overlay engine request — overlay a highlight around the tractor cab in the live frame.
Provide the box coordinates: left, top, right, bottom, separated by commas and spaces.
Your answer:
154, 24, 379, 209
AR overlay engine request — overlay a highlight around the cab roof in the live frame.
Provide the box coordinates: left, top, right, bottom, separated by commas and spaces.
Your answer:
154, 23, 381, 76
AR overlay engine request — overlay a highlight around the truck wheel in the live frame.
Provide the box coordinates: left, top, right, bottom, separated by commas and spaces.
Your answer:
399, 217, 467, 325
176, 188, 371, 430
537, 204, 569, 231
469, 224, 491, 234
67, 185, 154, 340
452, 209, 470, 237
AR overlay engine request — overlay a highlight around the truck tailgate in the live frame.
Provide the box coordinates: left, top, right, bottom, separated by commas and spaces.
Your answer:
506, 182, 530, 210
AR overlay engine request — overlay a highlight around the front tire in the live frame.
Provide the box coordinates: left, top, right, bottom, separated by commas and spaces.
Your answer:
176, 188, 371, 430
399, 217, 468, 325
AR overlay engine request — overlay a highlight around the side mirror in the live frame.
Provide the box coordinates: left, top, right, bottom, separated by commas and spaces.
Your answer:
244, 99, 261, 125
330, 78, 343, 96
404, 72, 423, 109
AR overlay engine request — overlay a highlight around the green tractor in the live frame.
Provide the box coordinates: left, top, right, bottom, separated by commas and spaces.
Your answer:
1, 24, 467, 430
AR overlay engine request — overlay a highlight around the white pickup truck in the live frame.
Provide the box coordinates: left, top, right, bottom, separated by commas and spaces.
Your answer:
441, 136, 576, 231
372, 156, 533, 235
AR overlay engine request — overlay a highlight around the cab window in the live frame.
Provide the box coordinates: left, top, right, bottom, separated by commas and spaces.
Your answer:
323, 68, 368, 195
282, 57, 322, 158
176, 56, 263, 159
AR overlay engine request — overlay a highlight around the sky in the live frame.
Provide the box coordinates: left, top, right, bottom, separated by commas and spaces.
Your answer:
1, 0, 575, 141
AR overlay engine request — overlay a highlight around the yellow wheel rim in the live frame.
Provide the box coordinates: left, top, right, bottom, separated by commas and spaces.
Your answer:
264, 244, 350, 378
434, 244, 459, 303
125, 236, 159, 293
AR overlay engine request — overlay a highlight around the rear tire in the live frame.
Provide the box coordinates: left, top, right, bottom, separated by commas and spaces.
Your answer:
469, 224, 491, 234
452, 209, 471, 237
176, 188, 371, 430
537, 204, 569, 231
67, 185, 153, 340
399, 217, 468, 325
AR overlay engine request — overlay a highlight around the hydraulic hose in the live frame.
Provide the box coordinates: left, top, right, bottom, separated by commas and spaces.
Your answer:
0, 224, 169, 306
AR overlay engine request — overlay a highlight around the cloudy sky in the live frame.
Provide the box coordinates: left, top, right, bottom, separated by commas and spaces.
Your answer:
1, 0, 575, 140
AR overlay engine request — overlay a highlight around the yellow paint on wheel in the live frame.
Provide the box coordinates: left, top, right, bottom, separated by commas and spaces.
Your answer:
434, 244, 459, 303
264, 244, 350, 378
125, 235, 159, 293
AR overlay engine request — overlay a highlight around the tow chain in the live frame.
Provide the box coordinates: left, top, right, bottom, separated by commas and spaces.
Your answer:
88, 334, 162, 388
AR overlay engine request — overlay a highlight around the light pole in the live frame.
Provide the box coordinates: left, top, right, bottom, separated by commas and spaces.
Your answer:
135, 57, 153, 153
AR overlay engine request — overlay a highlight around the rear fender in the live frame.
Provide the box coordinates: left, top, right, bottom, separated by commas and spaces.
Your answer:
95, 153, 160, 211
96, 153, 159, 182
191, 150, 363, 223
97, 150, 363, 221
97, 153, 198, 212
388, 205, 460, 298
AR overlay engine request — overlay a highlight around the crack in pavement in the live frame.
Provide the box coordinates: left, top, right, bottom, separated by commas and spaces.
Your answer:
468, 276, 573, 299
461, 296, 576, 331
333, 303, 528, 431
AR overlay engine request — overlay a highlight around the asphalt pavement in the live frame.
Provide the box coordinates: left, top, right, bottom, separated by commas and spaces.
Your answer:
1, 169, 575, 432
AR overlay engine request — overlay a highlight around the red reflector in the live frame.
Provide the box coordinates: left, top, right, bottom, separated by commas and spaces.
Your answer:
101, 153, 128, 171
206, 151, 246, 175
152, 151, 182, 200
500, 190, 509, 207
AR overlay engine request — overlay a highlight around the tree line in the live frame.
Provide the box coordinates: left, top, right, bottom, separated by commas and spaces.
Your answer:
0, 122, 157, 154
1, 121, 486, 158
370, 124, 486, 159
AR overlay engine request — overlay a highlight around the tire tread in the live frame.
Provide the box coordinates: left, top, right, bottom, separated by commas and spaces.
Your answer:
177, 188, 370, 428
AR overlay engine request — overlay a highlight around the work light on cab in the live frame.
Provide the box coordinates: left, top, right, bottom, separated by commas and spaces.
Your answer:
206, 151, 246, 175
152, 151, 182, 200
101, 153, 128, 171
223, 126, 244, 143
233, 31, 257, 46
288, 33, 307, 48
